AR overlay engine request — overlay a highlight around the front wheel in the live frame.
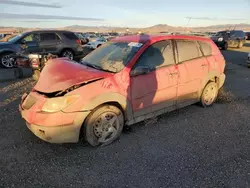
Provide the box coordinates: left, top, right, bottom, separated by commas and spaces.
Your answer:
200, 82, 218, 107
221, 42, 228, 50
0, 52, 15, 68
84, 105, 124, 146
61, 50, 74, 60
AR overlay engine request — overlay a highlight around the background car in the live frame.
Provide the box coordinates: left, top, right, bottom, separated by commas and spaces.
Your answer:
245, 32, 250, 40
84, 37, 107, 49
74, 32, 89, 45
0, 30, 83, 68
211, 30, 246, 50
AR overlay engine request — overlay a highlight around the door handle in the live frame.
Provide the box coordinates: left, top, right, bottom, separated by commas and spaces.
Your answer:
169, 72, 178, 76
201, 64, 207, 67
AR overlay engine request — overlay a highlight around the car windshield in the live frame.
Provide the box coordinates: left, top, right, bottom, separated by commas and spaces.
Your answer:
8, 33, 25, 43
214, 31, 229, 37
80, 41, 143, 73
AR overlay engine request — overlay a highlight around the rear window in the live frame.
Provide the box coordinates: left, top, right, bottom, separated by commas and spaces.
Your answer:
199, 41, 212, 56
63, 32, 78, 40
176, 40, 202, 62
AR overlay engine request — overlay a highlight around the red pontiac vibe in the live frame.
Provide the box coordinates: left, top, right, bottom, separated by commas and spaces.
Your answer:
19, 34, 226, 146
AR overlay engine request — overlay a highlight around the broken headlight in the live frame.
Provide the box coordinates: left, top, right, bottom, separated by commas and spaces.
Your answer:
42, 95, 79, 112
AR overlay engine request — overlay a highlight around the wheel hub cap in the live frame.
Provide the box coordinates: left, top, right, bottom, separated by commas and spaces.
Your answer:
93, 112, 119, 143
2, 55, 14, 68
204, 85, 217, 105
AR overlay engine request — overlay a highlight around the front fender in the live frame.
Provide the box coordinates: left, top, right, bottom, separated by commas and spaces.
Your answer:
72, 92, 133, 129
0, 48, 16, 54
83, 92, 133, 121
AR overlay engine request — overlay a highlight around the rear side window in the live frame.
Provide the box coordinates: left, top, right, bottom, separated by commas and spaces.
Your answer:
176, 40, 202, 63
63, 32, 78, 40
231, 31, 245, 38
199, 41, 212, 56
40, 33, 59, 41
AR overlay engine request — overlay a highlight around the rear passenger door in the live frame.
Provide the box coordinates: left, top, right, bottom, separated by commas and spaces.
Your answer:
174, 40, 209, 107
39, 32, 61, 54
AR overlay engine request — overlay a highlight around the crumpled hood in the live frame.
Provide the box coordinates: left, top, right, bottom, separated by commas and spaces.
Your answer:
34, 58, 113, 93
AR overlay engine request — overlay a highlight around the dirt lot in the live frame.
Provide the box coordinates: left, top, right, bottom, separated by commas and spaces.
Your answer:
0, 42, 250, 188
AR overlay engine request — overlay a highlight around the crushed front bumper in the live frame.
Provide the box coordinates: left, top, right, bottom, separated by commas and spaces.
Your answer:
19, 92, 90, 143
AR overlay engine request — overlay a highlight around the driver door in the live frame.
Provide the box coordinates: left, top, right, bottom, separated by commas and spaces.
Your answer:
21, 33, 41, 54
130, 40, 178, 117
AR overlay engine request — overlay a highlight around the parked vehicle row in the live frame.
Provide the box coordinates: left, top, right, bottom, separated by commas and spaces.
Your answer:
0, 30, 84, 68
245, 32, 250, 40
19, 34, 226, 146
211, 30, 246, 50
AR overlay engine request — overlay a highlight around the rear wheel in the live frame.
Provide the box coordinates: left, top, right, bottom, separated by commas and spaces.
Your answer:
61, 49, 74, 60
238, 41, 243, 48
97, 44, 102, 48
84, 105, 124, 146
200, 81, 218, 107
0, 52, 15, 68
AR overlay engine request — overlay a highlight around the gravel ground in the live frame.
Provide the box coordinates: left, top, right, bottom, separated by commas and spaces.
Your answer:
0, 42, 250, 188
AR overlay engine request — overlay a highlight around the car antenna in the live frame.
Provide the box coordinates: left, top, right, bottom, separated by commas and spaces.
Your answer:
233, 24, 237, 30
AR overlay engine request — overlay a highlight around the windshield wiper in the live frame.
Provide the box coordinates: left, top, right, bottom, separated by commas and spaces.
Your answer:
82, 62, 102, 70
81, 62, 115, 73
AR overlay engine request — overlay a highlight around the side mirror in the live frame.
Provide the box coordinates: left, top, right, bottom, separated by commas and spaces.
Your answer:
20, 39, 26, 44
130, 66, 150, 77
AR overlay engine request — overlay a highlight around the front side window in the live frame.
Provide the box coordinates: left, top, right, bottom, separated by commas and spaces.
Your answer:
80, 41, 143, 73
22, 33, 40, 42
133, 40, 175, 71
176, 40, 202, 63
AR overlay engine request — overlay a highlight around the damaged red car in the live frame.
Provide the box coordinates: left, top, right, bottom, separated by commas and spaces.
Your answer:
19, 35, 226, 146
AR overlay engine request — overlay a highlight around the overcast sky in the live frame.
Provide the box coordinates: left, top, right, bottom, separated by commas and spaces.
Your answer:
0, 0, 250, 28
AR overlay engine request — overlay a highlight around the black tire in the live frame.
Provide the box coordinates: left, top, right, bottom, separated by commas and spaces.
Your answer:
0, 52, 15, 68
84, 105, 124, 146
221, 42, 228, 50
200, 81, 218, 107
60, 49, 74, 60
32, 70, 40, 81
238, 41, 243, 48
97, 44, 102, 48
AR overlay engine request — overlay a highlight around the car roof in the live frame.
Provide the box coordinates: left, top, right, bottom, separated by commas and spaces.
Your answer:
28, 30, 73, 33
111, 34, 211, 43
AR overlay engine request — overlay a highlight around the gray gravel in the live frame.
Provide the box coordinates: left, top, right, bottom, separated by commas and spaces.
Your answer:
0, 43, 250, 188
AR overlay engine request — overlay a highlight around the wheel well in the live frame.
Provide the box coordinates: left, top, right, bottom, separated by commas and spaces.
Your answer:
208, 76, 220, 88
0, 51, 15, 56
79, 101, 125, 140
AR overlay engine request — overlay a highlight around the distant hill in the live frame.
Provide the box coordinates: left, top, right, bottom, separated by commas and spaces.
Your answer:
1, 23, 250, 33
63, 23, 250, 33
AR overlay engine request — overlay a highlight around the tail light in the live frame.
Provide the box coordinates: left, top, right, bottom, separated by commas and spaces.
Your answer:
76, 39, 81, 44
